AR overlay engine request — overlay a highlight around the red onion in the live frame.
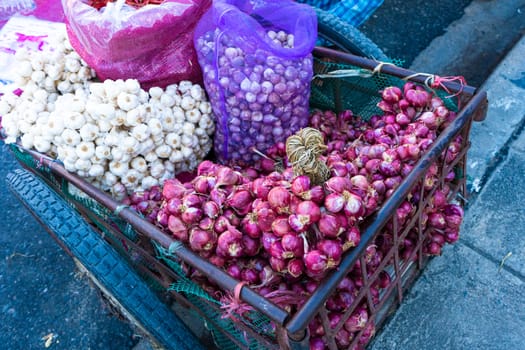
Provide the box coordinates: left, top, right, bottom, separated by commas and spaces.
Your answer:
242, 235, 261, 256
303, 250, 328, 278
305, 280, 319, 294
209, 187, 227, 206
262, 232, 279, 252
197, 160, 218, 176
325, 176, 352, 193
370, 179, 386, 195
426, 241, 442, 255
341, 226, 361, 251
400, 163, 414, 178
330, 161, 349, 177
157, 209, 169, 227
241, 213, 261, 238
133, 200, 150, 214
162, 178, 186, 200
272, 216, 293, 237
209, 255, 226, 267
223, 209, 240, 227
317, 239, 343, 267
291, 175, 311, 197
281, 233, 305, 258
130, 190, 148, 204
288, 214, 309, 233
395, 112, 411, 126
202, 200, 220, 219
217, 226, 244, 258
213, 215, 230, 234
252, 178, 272, 200
226, 263, 242, 279
326, 290, 355, 312
167, 215, 188, 242
419, 138, 434, 151
216, 167, 241, 187
301, 185, 325, 204
430, 231, 446, 245
269, 241, 289, 260
446, 214, 463, 230
445, 229, 460, 243
267, 186, 291, 214
309, 337, 326, 350
182, 193, 202, 208
181, 206, 203, 225
444, 203, 464, 218
342, 191, 364, 218
384, 176, 402, 190
405, 88, 430, 108
226, 189, 253, 215
428, 212, 447, 230
258, 265, 280, 287
377, 100, 395, 113
344, 306, 368, 332
287, 258, 305, 278
241, 267, 260, 285
335, 329, 352, 348
255, 206, 276, 232
260, 158, 276, 173
351, 175, 369, 192
317, 212, 343, 238
269, 256, 287, 273
189, 228, 217, 253
192, 175, 210, 194
298, 200, 321, 223
324, 192, 345, 213
359, 322, 376, 345
419, 111, 439, 129
381, 86, 402, 103
198, 217, 215, 231
377, 271, 392, 289
328, 311, 342, 330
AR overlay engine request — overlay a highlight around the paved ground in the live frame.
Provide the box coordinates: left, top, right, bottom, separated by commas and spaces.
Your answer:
1, 0, 525, 349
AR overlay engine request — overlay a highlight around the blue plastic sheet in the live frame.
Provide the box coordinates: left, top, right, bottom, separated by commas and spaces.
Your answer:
297, 0, 383, 27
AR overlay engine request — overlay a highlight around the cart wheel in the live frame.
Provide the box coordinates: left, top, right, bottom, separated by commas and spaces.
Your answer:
315, 7, 389, 61
6, 168, 205, 350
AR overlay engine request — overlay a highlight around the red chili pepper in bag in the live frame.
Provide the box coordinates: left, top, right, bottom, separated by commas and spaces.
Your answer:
87, 0, 164, 10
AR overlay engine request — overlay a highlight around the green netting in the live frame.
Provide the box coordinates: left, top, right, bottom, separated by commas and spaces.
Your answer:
310, 57, 459, 118
155, 243, 276, 350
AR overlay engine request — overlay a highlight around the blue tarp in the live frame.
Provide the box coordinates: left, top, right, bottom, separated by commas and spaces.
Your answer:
297, 0, 383, 27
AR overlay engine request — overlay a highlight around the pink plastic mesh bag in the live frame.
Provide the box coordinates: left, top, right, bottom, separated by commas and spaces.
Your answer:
62, 0, 211, 89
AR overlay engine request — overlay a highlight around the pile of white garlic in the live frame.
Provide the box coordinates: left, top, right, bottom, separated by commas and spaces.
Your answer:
0, 29, 215, 199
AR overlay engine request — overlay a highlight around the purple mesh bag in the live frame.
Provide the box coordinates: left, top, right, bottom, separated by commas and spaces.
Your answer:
62, 0, 211, 89
194, 0, 317, 166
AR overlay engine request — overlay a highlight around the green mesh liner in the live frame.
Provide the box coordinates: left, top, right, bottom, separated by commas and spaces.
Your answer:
155, 243, 276, 350
310, 57, 459, 118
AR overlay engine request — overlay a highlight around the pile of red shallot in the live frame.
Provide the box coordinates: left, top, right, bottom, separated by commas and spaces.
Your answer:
122, 82, 465, 349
